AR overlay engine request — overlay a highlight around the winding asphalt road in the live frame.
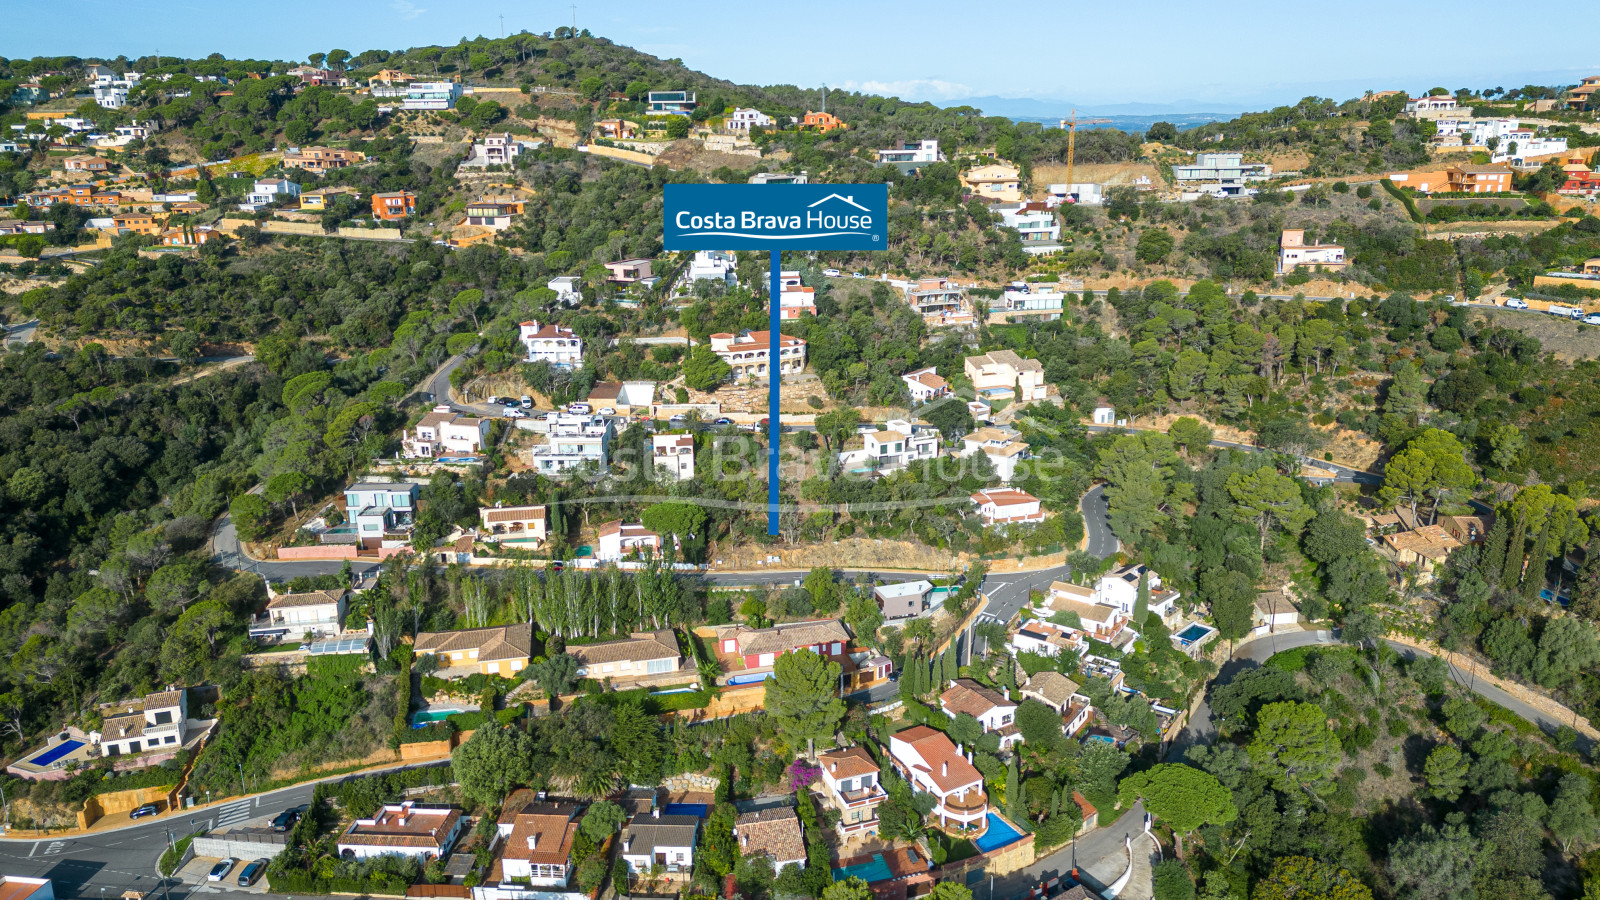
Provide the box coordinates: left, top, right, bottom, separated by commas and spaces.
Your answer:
1171, 629, 1593, 759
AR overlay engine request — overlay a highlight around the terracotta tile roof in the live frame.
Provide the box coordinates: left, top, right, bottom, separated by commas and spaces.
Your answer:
819, 745, 879, 781
1022, 671, 1081, 708
597, 521, 659, 541
414, 624, 533, 663
735, 807, 806, 863
267, 589, 345, 610
970, 489, 1038, 507
341, 804, 461, 849
482, 505, 546, 524
520, 322, 577, 339
969, 349, 1043, 373
728, 619, 851, 656
144, 689, 184, 709
567, 630, 679, 666
939, 679, 1014, 718
503, 810, 580, 866
892, 725, 983, 793
588, 382, 623, 402
1383, 524, 1462, 561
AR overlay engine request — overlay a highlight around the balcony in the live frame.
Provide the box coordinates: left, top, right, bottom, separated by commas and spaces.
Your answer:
940, 789, 988, 818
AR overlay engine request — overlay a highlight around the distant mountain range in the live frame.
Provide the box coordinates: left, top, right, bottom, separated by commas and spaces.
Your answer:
942, 95, 1243, 131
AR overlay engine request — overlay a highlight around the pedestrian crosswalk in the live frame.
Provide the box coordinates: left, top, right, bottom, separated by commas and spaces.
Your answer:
215, 800, 253, 827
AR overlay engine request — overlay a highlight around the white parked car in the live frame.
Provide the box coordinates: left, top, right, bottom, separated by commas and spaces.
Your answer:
1585, 313, 1600, 326
822, 268, 841, 277
598, 407, 616, 416
669, 414, 688, 424
851, 272, 865, 279
1504, 297, 1529, 309
502, 407, 528, 419
485, 396, 501, 406
520, 396, 534, 409
568, 403, 592, 415
208, 859, 237, 882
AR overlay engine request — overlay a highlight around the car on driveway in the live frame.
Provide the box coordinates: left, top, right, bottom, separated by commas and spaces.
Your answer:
1504, 297, 1529, 309
238, 859, 268, 887
271, 808, 301, 831
208, 859, 237, 882
599, 407, 616, 416
130, 804, 160, 819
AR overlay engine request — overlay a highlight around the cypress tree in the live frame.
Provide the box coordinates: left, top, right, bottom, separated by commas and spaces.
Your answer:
1134, 569, 1150, 627
1005, 755, 1022, 820
1523, 519, 1553, 598
1481, 515, 1509, 585
1003, 655, 1018, 693
1502, 507, 1528, 588
943, 644, 960, 685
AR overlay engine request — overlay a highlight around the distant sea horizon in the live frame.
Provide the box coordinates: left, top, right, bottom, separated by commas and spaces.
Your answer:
1009, 113, 1236, 133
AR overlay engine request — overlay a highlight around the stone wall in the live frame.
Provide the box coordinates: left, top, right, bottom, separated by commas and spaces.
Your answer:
659, 772, 721, 793
194, 831, 288, 860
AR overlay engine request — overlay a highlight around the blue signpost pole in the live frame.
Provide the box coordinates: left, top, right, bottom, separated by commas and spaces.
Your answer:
768, 250, 781, 536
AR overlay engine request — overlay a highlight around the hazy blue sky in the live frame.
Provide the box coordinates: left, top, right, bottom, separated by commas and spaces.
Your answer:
7, 0, 1597, 111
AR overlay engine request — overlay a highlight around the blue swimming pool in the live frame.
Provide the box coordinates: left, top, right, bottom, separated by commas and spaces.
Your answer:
975, 812, 1024, 853
833, 854, 893, 883
1084, 734, 1115, 745
410, 708, 467, 727
1177, 623, 1212, 644
728, 671, 774, 685
662, 803, 708, 818
30, 740, 85, 767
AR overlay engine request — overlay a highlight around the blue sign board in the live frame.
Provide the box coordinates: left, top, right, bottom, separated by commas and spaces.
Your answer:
663, 183, 888, 251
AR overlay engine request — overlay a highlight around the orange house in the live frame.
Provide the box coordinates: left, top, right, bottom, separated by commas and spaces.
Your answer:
113, 211, 160, 235
801, 111, 847, 132
371, 191, 416, 220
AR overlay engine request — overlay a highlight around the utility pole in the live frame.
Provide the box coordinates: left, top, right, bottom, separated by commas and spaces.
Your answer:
570, 4, 577, 34
499, 14, 505, 38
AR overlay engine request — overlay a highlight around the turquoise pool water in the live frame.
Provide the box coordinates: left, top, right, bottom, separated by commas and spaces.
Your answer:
975, 812, 1024, 853
833, 854, 893, 883
411, 708, 466, 727
729, 671, 774, 685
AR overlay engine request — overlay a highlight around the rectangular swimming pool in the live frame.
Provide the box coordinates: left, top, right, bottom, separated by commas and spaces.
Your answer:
975, 812, 1024, 853
30, 740, 85, 767
662, 803, 708, 817
728, 671, 774, 685
1177, 623, 1212, 644
833, 854, 893, 883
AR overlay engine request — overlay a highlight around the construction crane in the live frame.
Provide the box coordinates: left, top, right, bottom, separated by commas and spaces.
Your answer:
1059, 109, 1111, 195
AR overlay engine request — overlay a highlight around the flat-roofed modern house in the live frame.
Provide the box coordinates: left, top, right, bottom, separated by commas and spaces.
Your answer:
874, 580, 932, 619
647, 91, 696, 116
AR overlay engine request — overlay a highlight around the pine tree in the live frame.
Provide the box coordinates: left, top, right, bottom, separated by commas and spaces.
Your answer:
1481, 515, 1510, 586
1502, 507, 1528, 588
1573, 540, 1600, 621
1005, 755, 1022, 820
1523, 519, 1553, 598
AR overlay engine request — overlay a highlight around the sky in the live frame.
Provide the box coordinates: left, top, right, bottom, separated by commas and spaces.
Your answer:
7, 0, 1598, 113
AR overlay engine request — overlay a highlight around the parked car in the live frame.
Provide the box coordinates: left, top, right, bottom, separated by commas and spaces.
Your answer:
502, 407, 528, 419
851, 272, 865, 279
208, 859, 236, 882
568, 403, 592, 415
669, 414, 688, 424
520, 395, 534, 409
598, 407, 616, 416
713, 417, 733, 426
238, 859, 268, 887
1585, 313, 1600, 326
1504, 297, 1529, 309
130, 804, 160, 819
485, 396, 501, 406
822, 268, 841, 277
271, 808, 301, 831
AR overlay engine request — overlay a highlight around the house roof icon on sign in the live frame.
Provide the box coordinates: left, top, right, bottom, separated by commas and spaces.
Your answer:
807, 193, 870, 211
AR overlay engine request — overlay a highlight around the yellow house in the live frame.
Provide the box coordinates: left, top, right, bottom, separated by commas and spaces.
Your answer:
960, 163, 1022, 202
413, 623, 533, 677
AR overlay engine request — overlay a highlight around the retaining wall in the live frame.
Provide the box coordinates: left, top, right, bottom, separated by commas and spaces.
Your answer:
194, 831, 289, 860
79, 785, 172, 829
